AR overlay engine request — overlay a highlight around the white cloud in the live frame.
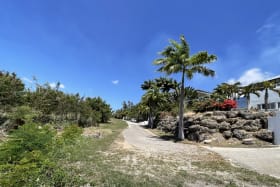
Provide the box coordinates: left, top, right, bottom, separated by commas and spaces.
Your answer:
112, 80, 119, 85
49, 82, 65, 89
227, 68, 273, 86
22, 77, 33, 84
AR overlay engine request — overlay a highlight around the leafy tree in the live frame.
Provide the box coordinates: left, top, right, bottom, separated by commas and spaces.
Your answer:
85, 97, 112, 123
153, 35, 217, 140
0, 71, 25, 111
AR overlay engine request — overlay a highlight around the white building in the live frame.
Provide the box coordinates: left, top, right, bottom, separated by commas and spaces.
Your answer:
238, 75, 280, 110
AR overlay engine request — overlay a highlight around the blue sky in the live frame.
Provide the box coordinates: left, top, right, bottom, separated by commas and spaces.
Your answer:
1, 1, 280, 110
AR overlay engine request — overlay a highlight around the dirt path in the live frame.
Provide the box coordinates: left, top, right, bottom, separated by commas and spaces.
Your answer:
123, 121, 203, 155
206, 146, 280, 178
123, 121, 280, 179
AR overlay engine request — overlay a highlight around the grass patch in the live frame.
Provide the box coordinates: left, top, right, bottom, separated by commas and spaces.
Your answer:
192, 160, 280, 187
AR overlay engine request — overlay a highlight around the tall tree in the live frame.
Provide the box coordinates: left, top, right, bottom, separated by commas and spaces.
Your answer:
214, 82, 241, 100
142, 87, 167, 128
154, 35, 217, 140
258, 81, 280, 111
239, 84, 260, 110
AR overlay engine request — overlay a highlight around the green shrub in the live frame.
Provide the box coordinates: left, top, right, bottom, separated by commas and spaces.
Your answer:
0, 123, 82, 186
61, 124, 83, 143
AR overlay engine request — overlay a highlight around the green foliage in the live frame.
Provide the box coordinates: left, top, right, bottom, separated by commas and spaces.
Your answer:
0, 123, 83, 186
61, 124, 83, 143
0, 71, 24, 110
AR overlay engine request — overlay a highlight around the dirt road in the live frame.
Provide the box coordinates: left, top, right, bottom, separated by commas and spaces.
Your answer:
206, 146, 280, 178
123, 121, 280, 179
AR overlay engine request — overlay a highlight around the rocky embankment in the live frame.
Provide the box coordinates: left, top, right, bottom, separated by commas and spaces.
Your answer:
157, 111, 274, 145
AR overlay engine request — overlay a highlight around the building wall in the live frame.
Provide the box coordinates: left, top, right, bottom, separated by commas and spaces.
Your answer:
250, 87, 280, 110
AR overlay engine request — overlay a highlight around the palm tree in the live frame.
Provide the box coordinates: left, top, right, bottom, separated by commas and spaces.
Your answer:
141, 80, 156, 90
141, 87, 167, 128
153, 35, 217, 140
258, 81, 280, 111
214, 82, 241, 100
239, 84, 260, 110
155, 77, 179, 93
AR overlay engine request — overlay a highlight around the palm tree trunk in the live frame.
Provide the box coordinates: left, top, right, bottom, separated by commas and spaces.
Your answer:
148, 109, 153, 128
265, 88, 268, 111
247, 95, 250, 110
178, 69, 185, 140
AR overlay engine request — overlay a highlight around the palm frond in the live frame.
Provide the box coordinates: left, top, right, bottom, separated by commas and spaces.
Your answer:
189, 52, 217, 65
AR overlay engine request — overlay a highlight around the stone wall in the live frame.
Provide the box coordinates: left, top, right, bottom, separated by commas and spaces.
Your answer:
157, 111, 274, 144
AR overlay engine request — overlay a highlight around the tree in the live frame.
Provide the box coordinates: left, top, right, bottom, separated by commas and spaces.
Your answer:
0, 71, 25, 110
239, 84, 260, 110
154, 35, 217, 140
141, 87, 168, 128
85, 97, 112, 123
258, 81, 280, 111
214, 82, 241, 100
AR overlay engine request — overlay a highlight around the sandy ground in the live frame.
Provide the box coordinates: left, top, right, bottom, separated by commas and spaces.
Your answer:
124, 121, 280, 179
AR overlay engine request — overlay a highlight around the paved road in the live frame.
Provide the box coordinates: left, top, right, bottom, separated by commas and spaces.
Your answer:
206, 146, 280, 178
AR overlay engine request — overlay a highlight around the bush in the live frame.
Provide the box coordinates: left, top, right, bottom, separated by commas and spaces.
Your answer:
194, 99, 237, 112
0, 123, 83, 186
61, 124, 83, 143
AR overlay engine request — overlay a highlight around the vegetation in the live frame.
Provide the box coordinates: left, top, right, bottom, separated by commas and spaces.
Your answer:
153, 35, 217, 140
0, 69, 113, 186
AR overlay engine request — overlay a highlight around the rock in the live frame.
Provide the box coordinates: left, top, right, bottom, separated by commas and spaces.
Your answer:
260, 118, 268, 129
198, 133, 211, 142
208, 128, 217, 134
243, 120, 262, 132
226, 111, 239, 118
203, 112, 213, 117
223, 130, 232, 139
239, 111, 255, 120
256, 129, 273, 142
212, 115, 226, 123
187, 132, 199, 141
231, 120, 246, 129
218, 121, 231, 131
200, 119, 218, 129
233, 129, 249, 140
203, 139, 213, 144
225, 118, 238, 125
213, 111, 226, 116
242, 138, 255, 145
188, 125, 209, 133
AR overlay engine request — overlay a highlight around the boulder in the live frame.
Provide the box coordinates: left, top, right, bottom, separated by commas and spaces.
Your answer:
212, 115, 226, 123
203, 139, 213, 144
213, 111, 227, 116
225, 118, 238, 125
218, 121, 231, 131
200, 119, 218, 129
203, 112, 213, 117
223, 130, 232, 139
231, 120, 246, 129
226, 111, 239, 118
242, 138, 255, 145
233, 129, 249, 140
243, 120, 262, 132
208, 128, 217, 134
188, 125, 209, 133
255, 129, 273, 142
239, 111, 256, 120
